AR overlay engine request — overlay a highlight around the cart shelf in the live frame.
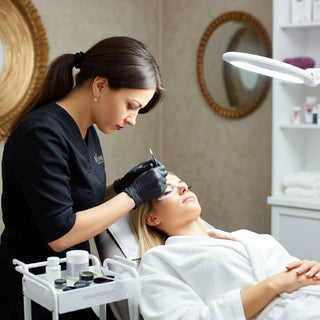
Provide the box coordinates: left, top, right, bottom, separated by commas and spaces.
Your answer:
13, 255, 140, 320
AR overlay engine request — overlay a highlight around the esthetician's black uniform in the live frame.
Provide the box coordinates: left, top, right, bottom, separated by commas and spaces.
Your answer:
0, 103, 105, 319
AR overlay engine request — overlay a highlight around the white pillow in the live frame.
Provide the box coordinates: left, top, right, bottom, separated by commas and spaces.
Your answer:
108, 215, 213, 261
108, 214, 141, 260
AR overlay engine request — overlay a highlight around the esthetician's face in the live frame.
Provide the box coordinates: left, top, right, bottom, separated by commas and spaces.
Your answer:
147, 174, 201, 233
93, 78, 155, 134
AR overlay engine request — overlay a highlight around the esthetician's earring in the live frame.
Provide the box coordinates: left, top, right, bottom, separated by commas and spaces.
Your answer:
93, 96, 99, 102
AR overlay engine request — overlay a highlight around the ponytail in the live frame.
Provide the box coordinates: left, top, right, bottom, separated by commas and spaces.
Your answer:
35, 54, 75, 108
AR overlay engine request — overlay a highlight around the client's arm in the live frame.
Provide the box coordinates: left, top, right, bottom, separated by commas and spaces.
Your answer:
241, 261, 320, 320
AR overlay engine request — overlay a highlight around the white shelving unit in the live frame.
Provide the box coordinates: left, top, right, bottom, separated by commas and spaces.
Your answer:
281, 22, 320, 30
268, 0, 320, 260
279, 123, 320, 129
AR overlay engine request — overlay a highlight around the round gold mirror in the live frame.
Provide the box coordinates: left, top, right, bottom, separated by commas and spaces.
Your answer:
197, 11, 271, 118
0, 0, 48, 139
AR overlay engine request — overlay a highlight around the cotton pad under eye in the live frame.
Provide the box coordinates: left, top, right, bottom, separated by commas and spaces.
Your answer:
157, 186, 177, 201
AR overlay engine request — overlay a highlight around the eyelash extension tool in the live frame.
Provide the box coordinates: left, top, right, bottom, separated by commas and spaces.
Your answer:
149, 148, 157, 166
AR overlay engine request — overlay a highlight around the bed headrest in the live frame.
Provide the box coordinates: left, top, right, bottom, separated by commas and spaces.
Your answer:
108, 214, 141, 260
108, 215, 213, 261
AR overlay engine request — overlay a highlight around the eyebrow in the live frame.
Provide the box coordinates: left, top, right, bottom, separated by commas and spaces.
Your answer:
131, 99, 142, 108
167, 180, 184, 187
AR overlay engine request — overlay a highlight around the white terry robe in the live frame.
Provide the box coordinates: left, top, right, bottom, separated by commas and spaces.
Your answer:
138, 229, 320, 320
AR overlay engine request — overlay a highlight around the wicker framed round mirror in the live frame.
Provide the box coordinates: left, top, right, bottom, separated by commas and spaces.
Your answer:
0, 0, 48, 139
197, 11, 271, 118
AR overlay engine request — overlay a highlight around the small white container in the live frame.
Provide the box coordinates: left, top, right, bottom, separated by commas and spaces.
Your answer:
292, 106, 302, 124
291, 0, 312, 23
313, 0, 320, 21
66, 250, 89, 279
46, 257, 61, 285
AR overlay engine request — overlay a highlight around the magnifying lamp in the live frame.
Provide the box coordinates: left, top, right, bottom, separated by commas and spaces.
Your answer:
223, 52, 320, 87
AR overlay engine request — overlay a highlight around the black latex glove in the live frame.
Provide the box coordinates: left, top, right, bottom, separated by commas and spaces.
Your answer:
124, 164, 167, 209
113, 159, 155, 194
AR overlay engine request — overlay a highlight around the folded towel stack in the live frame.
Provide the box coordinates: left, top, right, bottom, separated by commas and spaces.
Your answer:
282, 171, 320, 198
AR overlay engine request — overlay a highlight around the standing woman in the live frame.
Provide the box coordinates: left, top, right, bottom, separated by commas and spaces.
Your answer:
0, 36, 167, 319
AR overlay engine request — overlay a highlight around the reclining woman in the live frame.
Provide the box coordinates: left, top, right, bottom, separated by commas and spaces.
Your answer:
129, 172, 320, 320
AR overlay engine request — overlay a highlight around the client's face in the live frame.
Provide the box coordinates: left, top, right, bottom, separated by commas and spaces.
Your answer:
146, 174, 201, 234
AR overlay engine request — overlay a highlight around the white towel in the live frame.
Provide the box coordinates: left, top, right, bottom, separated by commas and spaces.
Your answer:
282, 171, 320, 189
284, 187, 320, 198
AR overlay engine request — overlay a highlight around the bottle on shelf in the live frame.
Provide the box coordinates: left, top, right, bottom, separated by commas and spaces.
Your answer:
292, 106, 302, 124
304, 96, 316, 124
312, 106, 318, 124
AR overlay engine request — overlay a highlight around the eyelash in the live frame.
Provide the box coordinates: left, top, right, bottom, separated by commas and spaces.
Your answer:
128, 103, 135, 110
164, 185, 192, 195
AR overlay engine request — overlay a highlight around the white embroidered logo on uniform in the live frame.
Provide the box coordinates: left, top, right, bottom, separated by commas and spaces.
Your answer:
94, 153, 104, 164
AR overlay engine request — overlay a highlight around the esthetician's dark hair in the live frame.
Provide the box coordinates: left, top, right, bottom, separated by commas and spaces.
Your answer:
17, 36, 164, 125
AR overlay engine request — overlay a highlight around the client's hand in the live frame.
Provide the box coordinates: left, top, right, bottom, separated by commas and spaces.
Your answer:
124, 164, 167, 209
269, 267, 320, 295
113, 159, 155, 194
286, 260, 320, 279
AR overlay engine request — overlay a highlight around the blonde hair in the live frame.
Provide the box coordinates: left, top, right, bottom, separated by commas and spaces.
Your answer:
129, 200, 168, 256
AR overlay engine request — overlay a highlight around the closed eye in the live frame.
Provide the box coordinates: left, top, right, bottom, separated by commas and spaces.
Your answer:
128, 103, 135, 110
157, 186, 177, 201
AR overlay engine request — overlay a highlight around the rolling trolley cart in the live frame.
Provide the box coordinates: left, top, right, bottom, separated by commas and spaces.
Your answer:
13, 255, 140, 320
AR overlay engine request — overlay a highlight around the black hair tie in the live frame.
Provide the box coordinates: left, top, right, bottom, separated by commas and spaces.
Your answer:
73, 51, 84, 69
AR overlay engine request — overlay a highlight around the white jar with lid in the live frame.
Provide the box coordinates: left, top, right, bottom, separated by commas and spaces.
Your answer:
46, 256, 61, 284
66, 250, 89, 279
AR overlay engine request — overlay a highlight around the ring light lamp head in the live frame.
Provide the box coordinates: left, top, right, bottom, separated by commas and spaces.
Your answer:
222, 51, 320, 87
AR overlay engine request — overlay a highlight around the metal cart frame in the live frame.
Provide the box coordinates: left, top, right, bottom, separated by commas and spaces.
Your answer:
13, 255, 140, 320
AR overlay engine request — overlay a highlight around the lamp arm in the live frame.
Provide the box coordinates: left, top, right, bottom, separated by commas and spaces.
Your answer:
305, 68, 320, 87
